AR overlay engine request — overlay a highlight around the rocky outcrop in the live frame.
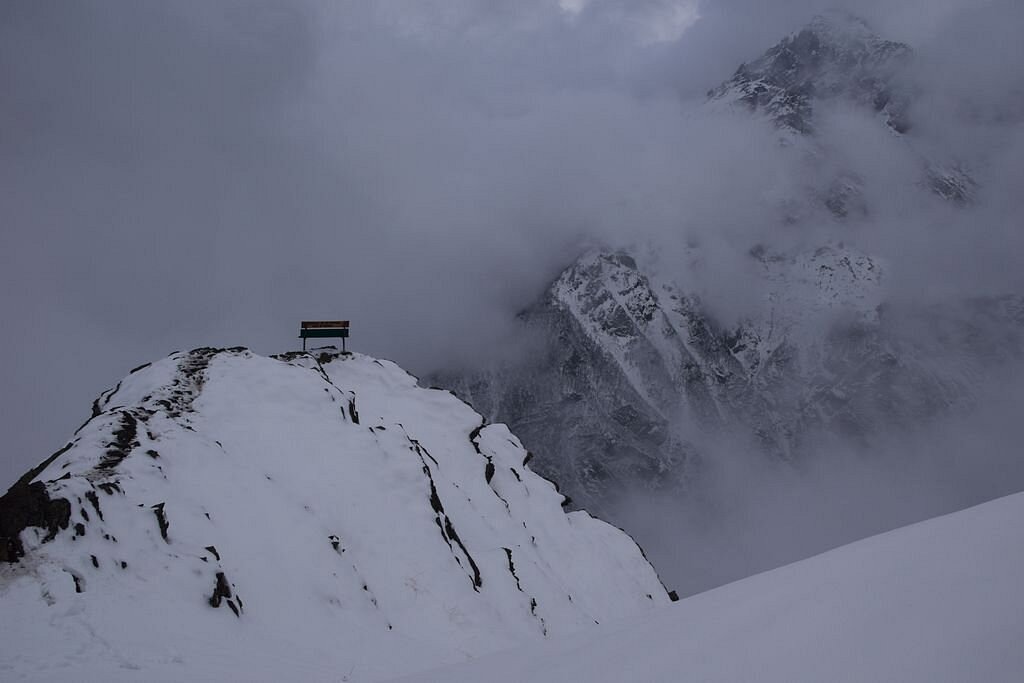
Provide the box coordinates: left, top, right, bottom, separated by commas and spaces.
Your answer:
441, 248, 1024, 515
0, 347, 671, 680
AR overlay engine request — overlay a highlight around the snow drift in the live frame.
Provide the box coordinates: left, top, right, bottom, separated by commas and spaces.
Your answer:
400, 490, 1024, 683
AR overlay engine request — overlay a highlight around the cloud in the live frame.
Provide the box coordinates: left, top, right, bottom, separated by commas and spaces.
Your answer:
1, 0, 1022, 609
612, 367, 1024, 597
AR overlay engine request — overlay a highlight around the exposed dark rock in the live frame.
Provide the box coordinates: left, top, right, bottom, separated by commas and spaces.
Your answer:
97, 411, 139, 471
0, 480, 72, 563
84, 490, 103, 521
162, 347, 221, 418
205, 545, 220, 562
407, 438, 439, 466
443, 517, 482, 590
151, 503, 169, 541
89, 381, 123, 421
425, 468, 444, 516
270, 351, 306, 362
209, 571, 233, 608
417, 454, 483, 591
502, 547, 523, 591
90, 397, 104, 420
97, 481, 122, 496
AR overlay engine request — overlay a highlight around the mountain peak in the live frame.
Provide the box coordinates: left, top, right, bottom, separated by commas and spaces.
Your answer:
709, 12, 912, 134
805, 9, 883, 45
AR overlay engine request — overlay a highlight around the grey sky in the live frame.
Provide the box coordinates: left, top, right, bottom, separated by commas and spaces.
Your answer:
2, 0, 1022, 491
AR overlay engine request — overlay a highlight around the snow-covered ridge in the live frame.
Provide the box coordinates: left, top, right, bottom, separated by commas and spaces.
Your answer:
0, 346, 669, 681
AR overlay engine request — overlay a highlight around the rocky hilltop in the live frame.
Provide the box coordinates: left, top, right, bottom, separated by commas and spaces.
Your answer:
0, 347, 669, 681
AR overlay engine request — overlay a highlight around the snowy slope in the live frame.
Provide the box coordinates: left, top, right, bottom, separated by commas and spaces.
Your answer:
0, 346, 670, 682
398, 491, 1024, 683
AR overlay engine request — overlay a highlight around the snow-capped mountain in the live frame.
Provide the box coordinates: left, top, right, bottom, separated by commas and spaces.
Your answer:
708, 11, 913, 136
438, 14, 1024, 516
709, 11, 974, 208
443, 245, 1023, 514
0, 346, 670, 681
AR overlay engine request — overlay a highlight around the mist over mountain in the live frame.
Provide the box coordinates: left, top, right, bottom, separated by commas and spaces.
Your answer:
4, 0, 1023, 493
3, 0, 1022, 594
3, 2, 1024, 678
436, 8, 1024, 594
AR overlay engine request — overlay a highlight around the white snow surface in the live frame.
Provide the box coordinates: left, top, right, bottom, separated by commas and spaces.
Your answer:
399, 491, 1024, 683
0, 347, 669, 682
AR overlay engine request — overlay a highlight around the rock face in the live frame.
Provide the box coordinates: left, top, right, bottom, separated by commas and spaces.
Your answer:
709, 12, 973, 208
0, 347, 669, 681
709, 11, 913, 135
442, 247, 1024, 515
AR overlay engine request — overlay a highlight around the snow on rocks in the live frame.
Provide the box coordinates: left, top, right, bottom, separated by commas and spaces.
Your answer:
707, 11, 913, 136
0, 346, 669, 681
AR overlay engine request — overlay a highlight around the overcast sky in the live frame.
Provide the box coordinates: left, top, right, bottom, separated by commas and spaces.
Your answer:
2, 0, 1022, 488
